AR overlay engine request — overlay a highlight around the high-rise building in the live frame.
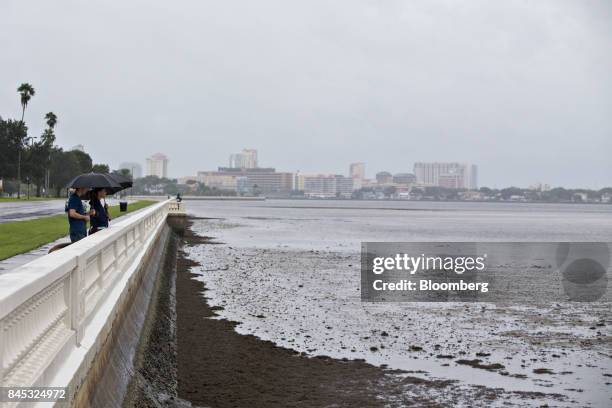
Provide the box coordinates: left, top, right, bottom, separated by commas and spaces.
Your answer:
349, 162, 365, 180
118, 162, 142, 179
349, 162, 365, 190
229, 149, 258, 169
438, 172, 463, 189
70, 144, 85, 152
464, 164, 478, 190
336, 176, 354, 197
146, 153, 169, 178
413, 162, 478, 189
294, 172, 305, 191
197, 167, 293, 194
414, 162, 457, 186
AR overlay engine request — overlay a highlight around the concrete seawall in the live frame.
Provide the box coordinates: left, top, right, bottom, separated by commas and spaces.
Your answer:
72, 221, 173, 407
0, 200, 186, 407
122, 217, 191, 408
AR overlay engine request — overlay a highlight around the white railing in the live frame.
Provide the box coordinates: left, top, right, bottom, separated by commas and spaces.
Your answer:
0, 199, 173, 392
168, 200, 186, 214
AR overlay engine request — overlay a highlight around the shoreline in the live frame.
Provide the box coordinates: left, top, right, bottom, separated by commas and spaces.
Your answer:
176, 220, 444, 407
174, 218, 573, 407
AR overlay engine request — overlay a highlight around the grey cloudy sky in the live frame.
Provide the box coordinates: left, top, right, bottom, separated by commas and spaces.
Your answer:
1, 0, 610, 188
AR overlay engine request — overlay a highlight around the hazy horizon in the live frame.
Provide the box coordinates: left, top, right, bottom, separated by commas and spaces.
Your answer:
1, 0, 610, 189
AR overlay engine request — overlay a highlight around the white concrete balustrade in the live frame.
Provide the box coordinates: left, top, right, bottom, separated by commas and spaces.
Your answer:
0, 199, 179, 398
168, 200, 186, 214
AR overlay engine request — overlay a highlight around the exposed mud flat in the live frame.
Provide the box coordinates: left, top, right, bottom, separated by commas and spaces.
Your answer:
184, 211, 612, 407
123, 219, 193, 408
175, 221, 565, 407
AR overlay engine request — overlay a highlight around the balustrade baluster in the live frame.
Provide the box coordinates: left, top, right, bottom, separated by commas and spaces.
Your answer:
0, 199, 173, 389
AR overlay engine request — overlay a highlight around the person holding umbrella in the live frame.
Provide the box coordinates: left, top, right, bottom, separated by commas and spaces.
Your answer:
89, 188, 111, 235
66, 172, 122, 242
66, 187, 93, 243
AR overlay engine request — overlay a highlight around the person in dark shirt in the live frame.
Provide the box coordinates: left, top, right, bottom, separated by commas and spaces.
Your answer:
89, 188, 110, 235
66, 188, 91, 243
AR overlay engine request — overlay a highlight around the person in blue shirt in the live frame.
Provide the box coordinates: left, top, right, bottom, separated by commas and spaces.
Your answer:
89, 188, 110, 234
66, 188, 91, 243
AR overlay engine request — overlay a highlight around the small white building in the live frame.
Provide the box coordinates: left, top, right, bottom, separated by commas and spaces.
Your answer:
299, 174, 354, 198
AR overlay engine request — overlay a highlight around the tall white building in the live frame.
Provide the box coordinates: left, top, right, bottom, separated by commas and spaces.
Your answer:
349, 162, 365, 190
349, 162, 365, 180
464, 164, 478, 190
229, 149, 258, 169
146, 153, 169, 178
413, 162, 478, 190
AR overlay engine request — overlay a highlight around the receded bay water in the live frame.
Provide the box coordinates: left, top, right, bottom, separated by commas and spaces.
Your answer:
185, 199, 612, 407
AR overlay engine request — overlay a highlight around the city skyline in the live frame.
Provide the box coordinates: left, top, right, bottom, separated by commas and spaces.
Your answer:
2, 1, 610, 189
126, 148, 603, 191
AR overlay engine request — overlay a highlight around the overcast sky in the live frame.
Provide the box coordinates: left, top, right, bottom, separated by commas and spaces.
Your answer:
1, 0, 610, 188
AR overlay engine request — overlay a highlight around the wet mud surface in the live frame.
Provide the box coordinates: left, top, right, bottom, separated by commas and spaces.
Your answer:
176, 224, 425, 407
175, 220, 573, 407
181, 201, 612, 406
124, 219, 192, 408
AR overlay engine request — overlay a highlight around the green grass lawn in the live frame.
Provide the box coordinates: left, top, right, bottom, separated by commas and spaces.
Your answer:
0, 200, 156, 261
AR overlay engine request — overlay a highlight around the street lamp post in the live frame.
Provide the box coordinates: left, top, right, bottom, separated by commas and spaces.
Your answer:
131, 166, 135, 197
21, 136, 37, 200
17, 148, 21, 199
16, 122, 29, 199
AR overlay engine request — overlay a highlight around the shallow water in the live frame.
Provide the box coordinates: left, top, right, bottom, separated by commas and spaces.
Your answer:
188, 199, 612, 245
185, 199, 612, 406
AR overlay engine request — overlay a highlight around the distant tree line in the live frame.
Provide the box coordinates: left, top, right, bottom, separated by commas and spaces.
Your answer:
477, 186, 612, 203
128, 176, 237, 197
352, 185, 612, 203
0, 83, 109, 197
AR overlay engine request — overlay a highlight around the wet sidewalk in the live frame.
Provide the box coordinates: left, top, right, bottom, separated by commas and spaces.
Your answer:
0, 236, 69, 275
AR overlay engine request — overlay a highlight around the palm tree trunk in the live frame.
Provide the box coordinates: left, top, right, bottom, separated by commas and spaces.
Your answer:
17, 149, 21, 199
18, 105, 25, 199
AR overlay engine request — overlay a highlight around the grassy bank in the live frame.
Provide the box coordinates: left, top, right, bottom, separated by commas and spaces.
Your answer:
0, 200, 156, 261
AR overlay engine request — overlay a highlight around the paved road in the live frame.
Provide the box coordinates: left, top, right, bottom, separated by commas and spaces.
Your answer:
0, 199, 66, 223
0, 198, 133, 224
0, 200, 139, 275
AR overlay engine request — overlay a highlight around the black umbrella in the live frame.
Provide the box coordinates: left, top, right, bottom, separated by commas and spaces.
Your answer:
67, 172, 122, 190
105, 173, 133, 194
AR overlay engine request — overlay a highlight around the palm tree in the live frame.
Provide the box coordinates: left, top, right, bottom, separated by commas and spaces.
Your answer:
16, 83, 35, 198
40, 112, 58, 197
40, 128, 55, 145
17, 83, 35, 123
45, 111, 57, 129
